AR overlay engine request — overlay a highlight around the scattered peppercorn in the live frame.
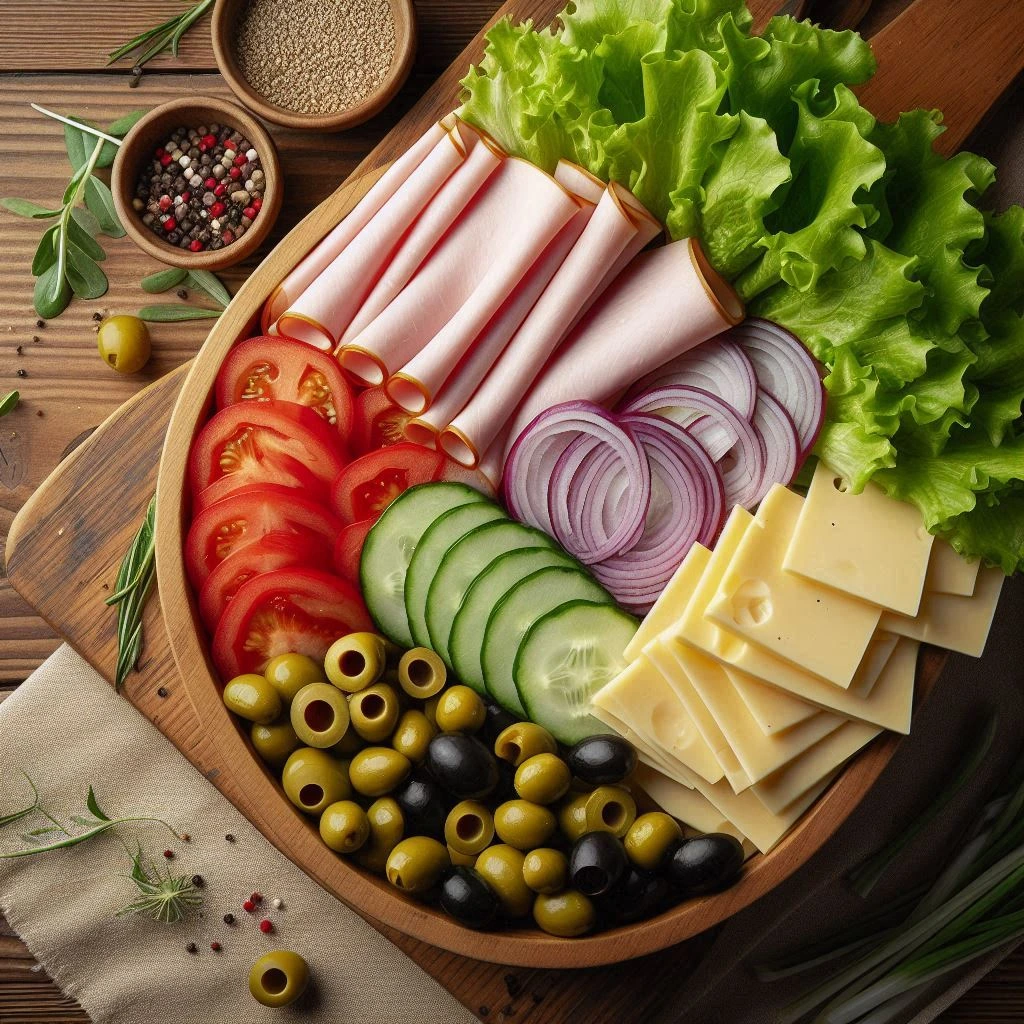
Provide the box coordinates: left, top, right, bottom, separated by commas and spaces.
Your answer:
272, 897, 283, 910
479, 1008, 490, 1018
223, 913, 235, 925
225, 834, 235, 843
91, 312, 103, 321
243, 899, 256, 913
210, 941, 222, 952
259, 918, 273, 934
31, 336, 40, 343
163, 849, 174, 859
181, 833, 191, 843
35, 319, 44, 328
15, 345, 22, 355
36, 410, 43, 417
191, 875, 205, 888
16, 368, 27, 377
176, 288, 188, 299
186, 942, 198, 954
250, 892, 263, 904
157, 686, 169, 698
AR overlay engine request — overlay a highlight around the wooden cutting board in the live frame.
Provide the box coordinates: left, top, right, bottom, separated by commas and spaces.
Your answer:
5, 0, 1023, 1018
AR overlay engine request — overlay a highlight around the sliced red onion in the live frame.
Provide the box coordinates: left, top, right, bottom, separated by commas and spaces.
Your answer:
729, 318, 825, 457
624, 339, 758, 420
750, 391, 800, 505
619, 384, 764, 508
504, 402, 650, 552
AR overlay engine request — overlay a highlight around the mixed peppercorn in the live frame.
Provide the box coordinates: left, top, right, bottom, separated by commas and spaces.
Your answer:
133, 123, 265, 253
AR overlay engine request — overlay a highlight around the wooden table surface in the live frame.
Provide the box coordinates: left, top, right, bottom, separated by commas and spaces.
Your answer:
1, 0, 1022, 1020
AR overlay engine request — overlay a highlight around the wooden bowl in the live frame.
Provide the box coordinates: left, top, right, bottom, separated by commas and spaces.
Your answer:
211, 0, 417, 132
154, 155, 939, 966
111, 96, 282, 271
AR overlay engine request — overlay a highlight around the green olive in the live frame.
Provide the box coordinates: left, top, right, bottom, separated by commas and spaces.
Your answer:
265, 653, 325, 704
248, 949, 309, 1008
448, 846, 477, 868
349, 746, 411, 797
282, 747, 351, 815
558, 793, 590, 842
349, 683, 402, 743
354, 797, 405, 872
434, 685, 486, 734
385, 836, 451, 893
331, 728, 365, 757
624, 812, 684, 871
584, 786, 637, 838
474, 844, 532, 917
319, 800, 370, 853
97, 315, 151, 375
422, 694, 442, 727
533, 890, 597, 937
514, 753, 572, 805
494, 722, 558, 766
250, 720, 300, 766
290, 682, 350, 748
324, 632, 387, 692
493, 800, 557, 851
392, 709, 437, 762
223, 673, 282, 724
522, 848, 569, 894
444, 800, 495, 856
397, 647, 447, 699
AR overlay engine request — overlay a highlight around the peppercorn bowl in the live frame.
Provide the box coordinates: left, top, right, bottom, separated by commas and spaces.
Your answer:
111, 96, 283, 271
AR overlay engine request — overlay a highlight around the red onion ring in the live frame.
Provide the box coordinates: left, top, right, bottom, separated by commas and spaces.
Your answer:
750, 391, 800, 505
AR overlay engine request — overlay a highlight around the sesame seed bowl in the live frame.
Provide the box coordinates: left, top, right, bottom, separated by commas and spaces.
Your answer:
211, 0, 417, 133
111, 96, 283, 271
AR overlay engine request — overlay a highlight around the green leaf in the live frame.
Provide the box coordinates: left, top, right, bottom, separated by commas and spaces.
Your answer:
106, 109, 148, 138
65, 243, 109, 300
0, 391, 19, 418
141, 267, 189, 293
31, 225, 60, 276
1, 197, 62, 219
63, 165, 89, 207
64, 117, 119, 170
72, 205, 102, 238
186, 269, 231, 308
86, 786, 111, 822
138, 304, 222, 322
33, 262, 72, 319
84, 177, 125, 237
67, 216, 106, 262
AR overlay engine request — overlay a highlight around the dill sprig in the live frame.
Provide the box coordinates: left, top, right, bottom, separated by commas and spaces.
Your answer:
117, 845, 204, 923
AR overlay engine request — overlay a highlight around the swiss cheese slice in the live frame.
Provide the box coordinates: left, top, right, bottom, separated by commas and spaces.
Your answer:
924, 540, 981, 597
879, 565, 1004, 658
591, 655, 725, 785
706, 486, 882, 687
783, 463, 933, 616
730, 672, 821, 734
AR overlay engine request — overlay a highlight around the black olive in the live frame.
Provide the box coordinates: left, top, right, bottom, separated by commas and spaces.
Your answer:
481, 701, 520, 744
567, 736, 637, 786
569, 832, 628, 896
667, 834, 744, 895
394, 775, 448, 840
596, 868, 671, 925
426, 734, 500, 799
440, 867, 500, 929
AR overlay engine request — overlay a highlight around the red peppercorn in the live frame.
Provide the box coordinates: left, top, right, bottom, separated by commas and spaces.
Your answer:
229, 167, 242, 180
204, 176, 217, 189
189, 239, 204, 252
210, 201, 226, 217
163, 218, 177, 233
251, 198, 262, 212
233, 154, 248, 167
221, 230, 235, 244
259, 919, 273, 934
242, 206, 256, 221
158, 194, 172, 212
243, 899, 256, 913
180, 192, 191, 204
251, 893, 263, 904
159, 153, 173, 167
202, 134, 217, 148
210, 941, 222, 952
163, 849, 174, 858
214, 183, 227, 197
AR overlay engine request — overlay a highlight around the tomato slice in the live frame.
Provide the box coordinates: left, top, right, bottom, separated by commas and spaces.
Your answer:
188, 400, 347, 506
193, 461, 323, 515
330, 442, 445, 523
198, 530, 328, 630
352, 386, 413, 454
332, 517, 376, 582
185, 483, 342, 588
215, 336, 355, 440
212, 568, 372, 679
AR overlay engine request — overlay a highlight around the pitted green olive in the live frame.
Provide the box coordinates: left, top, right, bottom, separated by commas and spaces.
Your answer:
514, 753, 572, 805
533, 890, 596, 937
625, 812, 684, 871
558, 793, 591, 842
264, 653, 324, 704
324, 633, 387, 692
281, 747, 351, 815
223, 673, 282, 724
444, 800, 495, 856
349, 683, 401, 742
385, 836, 451, 893
349, 747, 411, 797
250, 720, 300, 766
248, 949, 309, 1007
354, 797, 405, 872
392, 709, 437, 762
319, 800, 370, 853
434, 685, 486, 734
397, 648, 447, 699
494, 722, 557, 766
522, 848, 569, 894
290, 682, 350, 748
493, 800, 557, 851
584, 785, 637, 838
474, 845, 532, 917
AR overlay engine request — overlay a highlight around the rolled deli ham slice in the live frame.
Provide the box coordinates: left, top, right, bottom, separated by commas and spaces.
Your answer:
440, 183, 659, 467
340, 158, 582, 398
500, 239, 744, 465
276, 128, 468, 349
262, 120, 452, 333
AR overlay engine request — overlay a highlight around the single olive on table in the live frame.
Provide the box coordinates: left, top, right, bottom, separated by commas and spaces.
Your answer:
97, 315, 151, 374
249, 949, 310, 1008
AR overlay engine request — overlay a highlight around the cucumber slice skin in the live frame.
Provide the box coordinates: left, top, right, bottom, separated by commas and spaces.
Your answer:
425, 521, 556, 667
405, 502, 507, 648
361, 482, 489, 648
515, 600, 639, 745
449, 547, 578, 694
481, 566, 616, 716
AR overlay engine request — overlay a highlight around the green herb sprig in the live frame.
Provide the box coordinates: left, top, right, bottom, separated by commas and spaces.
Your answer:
107, 0, 215, 74
107, 494, 157, 692
116, 844, 204, 923
1, 106, 146, 319
138, 266, 231, 323
0, 391, 19, 418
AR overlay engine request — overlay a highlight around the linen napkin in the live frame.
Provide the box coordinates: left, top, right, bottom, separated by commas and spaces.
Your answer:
0, 644, 476, 1024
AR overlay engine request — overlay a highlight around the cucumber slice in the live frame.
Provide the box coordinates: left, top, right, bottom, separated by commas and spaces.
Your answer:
425, 520, 557, 667
449, 547, 578, 694
405, 502, 507, 647
481, 566, 615, 715
515, 600, 639, 745
360, 482, 488, 647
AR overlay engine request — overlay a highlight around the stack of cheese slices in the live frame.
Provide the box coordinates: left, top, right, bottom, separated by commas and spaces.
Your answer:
591, 462, 1004, 854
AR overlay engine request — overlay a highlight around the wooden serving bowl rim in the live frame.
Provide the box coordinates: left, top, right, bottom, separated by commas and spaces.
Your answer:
211, 0, 417, 132
111, 96, 283, 271
155, 157, 931, 968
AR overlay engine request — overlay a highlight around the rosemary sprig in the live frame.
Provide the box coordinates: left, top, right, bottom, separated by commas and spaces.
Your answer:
107, 0, 215, 74
107, 495, 157, 691
116, 844, 204, 923
0, 391, 19, 418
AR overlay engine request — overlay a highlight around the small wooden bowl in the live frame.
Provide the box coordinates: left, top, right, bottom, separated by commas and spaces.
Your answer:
111, 96, 282, 271
211, 0, 416, 132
